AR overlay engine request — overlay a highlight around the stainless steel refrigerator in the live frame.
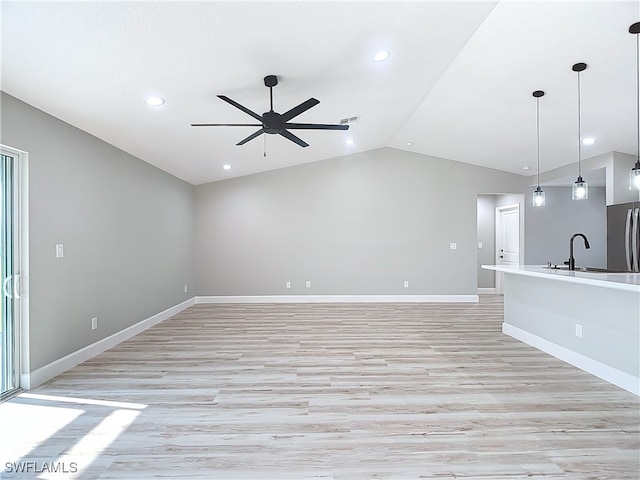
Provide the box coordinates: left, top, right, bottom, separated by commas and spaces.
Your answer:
607, 201, 640, 272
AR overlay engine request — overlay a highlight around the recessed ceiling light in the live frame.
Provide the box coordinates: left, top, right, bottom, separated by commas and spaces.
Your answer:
582, 137, 596, 145
345, 139, 354, 146
523, 166, 531, 171
373, 50, 391, 62
222, 164, 232, 170
145, 96, 165, 106
405, 141, 413, 146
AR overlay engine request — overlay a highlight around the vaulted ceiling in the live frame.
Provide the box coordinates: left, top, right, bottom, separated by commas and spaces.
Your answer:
2, 1, 638, 185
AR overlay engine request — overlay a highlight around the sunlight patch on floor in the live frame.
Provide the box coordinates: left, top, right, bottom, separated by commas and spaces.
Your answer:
1, 392, 147, 479
42, 409, 141, 480
1, 405, 83, 469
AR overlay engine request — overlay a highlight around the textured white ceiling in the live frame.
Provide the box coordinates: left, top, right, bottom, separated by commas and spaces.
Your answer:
1, 1, 639, 185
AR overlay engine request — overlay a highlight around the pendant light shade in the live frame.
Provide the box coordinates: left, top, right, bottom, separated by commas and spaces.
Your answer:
533, 186, 545, 207
572, 176, 589, 200
630, 22, 640, 191
532, 90, 545, 207
572, 62, 588, 200
631, 164, 640, 191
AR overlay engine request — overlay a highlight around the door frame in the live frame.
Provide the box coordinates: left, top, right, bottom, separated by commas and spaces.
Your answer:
495, 203, 523, 294
0, 144, 30, 394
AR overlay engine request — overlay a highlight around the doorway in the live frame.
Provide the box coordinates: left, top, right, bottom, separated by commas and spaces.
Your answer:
477, 194, 524, 294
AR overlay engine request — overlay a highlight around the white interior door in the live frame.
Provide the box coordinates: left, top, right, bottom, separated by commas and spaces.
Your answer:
495, 204, 520, 293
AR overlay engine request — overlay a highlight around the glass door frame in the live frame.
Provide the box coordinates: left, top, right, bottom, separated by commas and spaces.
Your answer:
0, 144, 29, 398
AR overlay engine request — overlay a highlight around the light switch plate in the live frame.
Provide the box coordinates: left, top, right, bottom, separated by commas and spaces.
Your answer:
56, 243, 64, 258
449, 243, 457, 250
478, 242, 483, 249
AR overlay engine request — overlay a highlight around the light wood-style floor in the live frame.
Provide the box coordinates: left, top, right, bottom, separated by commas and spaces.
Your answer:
1, 296, 638, 479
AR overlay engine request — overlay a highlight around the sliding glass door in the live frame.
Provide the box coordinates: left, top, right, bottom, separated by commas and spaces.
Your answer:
1, 153, 20, 399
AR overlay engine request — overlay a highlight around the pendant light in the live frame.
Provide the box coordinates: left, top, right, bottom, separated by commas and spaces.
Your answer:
571, 62, 588, 200
532, 90, 545, 207
630, 22, 640, 191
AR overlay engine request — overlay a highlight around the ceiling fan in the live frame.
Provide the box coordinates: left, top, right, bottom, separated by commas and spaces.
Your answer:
191, 75, 349, 148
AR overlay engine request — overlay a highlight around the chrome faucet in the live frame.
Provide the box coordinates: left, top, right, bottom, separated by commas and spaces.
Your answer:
568, 233, 590, 270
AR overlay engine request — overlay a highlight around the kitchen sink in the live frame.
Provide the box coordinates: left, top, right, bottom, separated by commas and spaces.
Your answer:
580, 267, 635, 274
543, 265, 634, 274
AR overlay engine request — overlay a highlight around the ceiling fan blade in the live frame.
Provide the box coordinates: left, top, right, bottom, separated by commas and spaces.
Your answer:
191, 123, 263, 127
217, 95, 263, 122
280, 98, 320, 122
236, 128, 265, 146
279, 129, 309, 148
285, 122, 349, 130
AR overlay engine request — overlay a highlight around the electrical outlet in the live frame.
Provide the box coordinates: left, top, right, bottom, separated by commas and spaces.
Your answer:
91, 317, 98, 331
403, 280, 409, 288
575, 323, 583, 338
306, 281, 311, 288
478, 242, 483, 249
286, 281, 291, 289
56, 243, 64, 258
184, 284, 188, 293
449, 242, 457, 250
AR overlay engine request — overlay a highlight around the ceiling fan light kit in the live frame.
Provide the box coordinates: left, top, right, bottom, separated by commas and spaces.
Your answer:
191, 75, 349, 149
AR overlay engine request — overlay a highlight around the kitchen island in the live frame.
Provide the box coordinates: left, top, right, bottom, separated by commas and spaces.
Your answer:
482, 264, 640, 395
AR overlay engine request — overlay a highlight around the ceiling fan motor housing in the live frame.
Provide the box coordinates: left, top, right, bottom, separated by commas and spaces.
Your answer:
262, 111, 285, 134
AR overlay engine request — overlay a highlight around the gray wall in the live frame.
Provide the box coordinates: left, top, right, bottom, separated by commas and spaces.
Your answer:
524, 186, 606, 268
1, 92, 195, 371
195, 148, 528, 296
477, 195, 496, 288
611, 152, 640, 205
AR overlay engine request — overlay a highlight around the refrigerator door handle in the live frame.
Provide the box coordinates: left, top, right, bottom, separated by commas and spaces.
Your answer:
634, 208, 640, 272
625, 208, 632, 271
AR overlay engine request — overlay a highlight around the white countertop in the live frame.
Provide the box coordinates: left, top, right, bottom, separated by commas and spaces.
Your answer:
482, 264, 640, 293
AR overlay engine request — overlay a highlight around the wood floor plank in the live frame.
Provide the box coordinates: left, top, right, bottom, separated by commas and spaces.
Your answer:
1, 296, 638, 479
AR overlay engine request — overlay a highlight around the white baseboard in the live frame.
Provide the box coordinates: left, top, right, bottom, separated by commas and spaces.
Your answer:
503, 322, 640, 396
196, 294, 479, 304
477, 288, 497, 294
26, 297, 196, 390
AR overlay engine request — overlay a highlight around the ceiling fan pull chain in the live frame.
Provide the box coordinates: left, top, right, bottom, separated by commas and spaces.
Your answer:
264, 134, 267, 157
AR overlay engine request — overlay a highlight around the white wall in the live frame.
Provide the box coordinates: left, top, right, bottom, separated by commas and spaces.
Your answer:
477, 195, 496, 289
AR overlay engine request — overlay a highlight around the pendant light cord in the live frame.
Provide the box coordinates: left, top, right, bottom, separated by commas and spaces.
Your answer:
636, 33, 639, 164
577, 70, 582, 178
536, 96, 541, 187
